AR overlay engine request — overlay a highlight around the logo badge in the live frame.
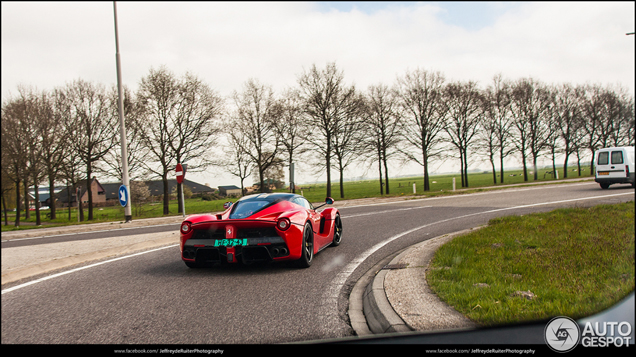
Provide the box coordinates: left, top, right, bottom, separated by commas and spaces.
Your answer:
545, 316, 581, 352
225, 225, 236, 239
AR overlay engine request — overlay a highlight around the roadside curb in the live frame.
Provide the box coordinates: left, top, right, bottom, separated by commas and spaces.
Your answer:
352, 228, 480, 336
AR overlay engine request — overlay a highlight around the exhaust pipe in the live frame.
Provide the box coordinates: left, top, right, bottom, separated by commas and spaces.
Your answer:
272, 248, 280, 256
280, 248, 288, 256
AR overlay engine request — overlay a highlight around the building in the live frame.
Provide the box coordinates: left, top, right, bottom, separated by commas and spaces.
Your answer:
56, 177, 106, 207
57, 178, 216, 207
218, 185, 242, 197
101, 179, 216, 202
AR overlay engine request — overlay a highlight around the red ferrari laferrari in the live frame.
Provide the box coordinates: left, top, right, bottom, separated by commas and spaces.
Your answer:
179, 193, 342, 268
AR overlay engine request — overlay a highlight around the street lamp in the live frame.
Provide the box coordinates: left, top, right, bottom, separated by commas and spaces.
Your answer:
113, 1, 132, 223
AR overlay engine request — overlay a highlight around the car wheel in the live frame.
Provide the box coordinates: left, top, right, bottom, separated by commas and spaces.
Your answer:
297, 222, 314, 268
331, 214, 342, 247
600, 183, 610, 189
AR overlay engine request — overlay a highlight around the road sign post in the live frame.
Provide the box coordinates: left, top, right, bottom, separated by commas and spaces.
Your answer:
176, 163, 186, 217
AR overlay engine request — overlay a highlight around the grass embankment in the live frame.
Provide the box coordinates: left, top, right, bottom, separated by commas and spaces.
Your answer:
1, 167, 592, 232
426, 202, 635, 326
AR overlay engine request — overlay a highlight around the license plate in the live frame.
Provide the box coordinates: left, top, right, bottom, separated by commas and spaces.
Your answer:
598, 172, 609, 176
214, 239, 247, 247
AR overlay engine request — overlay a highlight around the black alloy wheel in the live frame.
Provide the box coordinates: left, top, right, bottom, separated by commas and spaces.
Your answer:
297, 222, 314, 268
331, 214, 342, 246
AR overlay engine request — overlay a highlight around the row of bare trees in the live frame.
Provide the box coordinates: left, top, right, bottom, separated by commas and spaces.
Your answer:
225, 63, 634, 199
2, 63, 634, 226
2, 66, 223, 225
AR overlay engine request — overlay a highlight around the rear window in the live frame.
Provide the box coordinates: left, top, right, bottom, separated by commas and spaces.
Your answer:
229, 200, 273, 219
611, 151, 624, 164
228, 194, 293, 219
598, 152, 609, 165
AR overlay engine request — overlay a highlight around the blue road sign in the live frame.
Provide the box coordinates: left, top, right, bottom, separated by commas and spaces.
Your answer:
118, 185, 129, 207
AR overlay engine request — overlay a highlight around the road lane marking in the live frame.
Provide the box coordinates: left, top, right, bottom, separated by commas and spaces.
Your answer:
343, 206, 432, 218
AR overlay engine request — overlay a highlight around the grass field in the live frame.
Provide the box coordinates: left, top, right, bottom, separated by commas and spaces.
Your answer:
1, 167, 593, 231
292, 166, 591, 203
426, 202, 635, 326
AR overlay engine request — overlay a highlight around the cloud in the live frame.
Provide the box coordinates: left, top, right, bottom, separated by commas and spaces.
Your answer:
2, 2, 634, 186
3, 2, 633, 101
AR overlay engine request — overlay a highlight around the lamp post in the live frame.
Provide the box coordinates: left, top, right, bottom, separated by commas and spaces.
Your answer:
114, 1, 132, 222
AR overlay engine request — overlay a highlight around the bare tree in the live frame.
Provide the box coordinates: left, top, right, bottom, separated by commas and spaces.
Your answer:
137, 67, 179, 214
443, 80, 484, 188
553, 83, 585, 178
331, 89, 365, 198
510, 78, 553, 181
231, 78, 280, 193
362, 83, 402, 194
481, 74, 515, 184
272, 88, 307, 193
604, 85, 633, 147
297, 62, 354, 198
580, 83, 606, 175
168, 72, 223, 212
25, 89, 50, 226
395, 68, 448, 191
42, 87, 72, 220
64, 79, 118, 220
99, 85, 149, 182
130, 180, 151, 217
1, 94, 29, 226
222, 129, 253, 196
137, 66, 223, 214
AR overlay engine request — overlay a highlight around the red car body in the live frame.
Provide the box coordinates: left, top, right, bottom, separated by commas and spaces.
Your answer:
179, 193, 342, 268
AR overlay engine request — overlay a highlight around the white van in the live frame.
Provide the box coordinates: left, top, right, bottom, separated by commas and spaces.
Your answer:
594, 146, 635, 189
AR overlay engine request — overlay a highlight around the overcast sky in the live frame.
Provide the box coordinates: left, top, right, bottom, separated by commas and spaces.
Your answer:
2, 1, 635, 188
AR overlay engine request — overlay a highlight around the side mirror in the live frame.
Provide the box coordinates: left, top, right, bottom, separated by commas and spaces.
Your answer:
314, 197, 334, 210
223, 201, 233, 210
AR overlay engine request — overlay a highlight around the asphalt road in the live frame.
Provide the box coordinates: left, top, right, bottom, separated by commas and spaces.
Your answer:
2, 181, 634, 344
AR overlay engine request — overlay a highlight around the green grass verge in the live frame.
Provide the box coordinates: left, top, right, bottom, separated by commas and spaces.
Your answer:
426, 202, 635, 326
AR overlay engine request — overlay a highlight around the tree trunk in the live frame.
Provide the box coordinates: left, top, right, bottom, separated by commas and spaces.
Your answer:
163, 174, 169, 215
48, 175, 57, 220
14, 181, 21, 227
87, 161, 93, 220
383, 149, 390, 195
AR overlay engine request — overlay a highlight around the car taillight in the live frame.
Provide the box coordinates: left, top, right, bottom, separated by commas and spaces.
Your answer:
181, 222, 192, 234
277, 218, 291, 231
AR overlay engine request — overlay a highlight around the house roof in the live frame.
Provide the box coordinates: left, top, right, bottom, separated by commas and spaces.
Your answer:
56, 177, 104, 203
218, 185, 241, 190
